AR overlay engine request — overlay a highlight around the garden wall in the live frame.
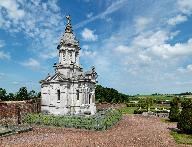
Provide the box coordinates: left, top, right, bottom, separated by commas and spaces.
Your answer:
0, 99, 41, 125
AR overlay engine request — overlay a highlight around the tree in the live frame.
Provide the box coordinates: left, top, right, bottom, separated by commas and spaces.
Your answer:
16, 87, 29, 101
95, 85, 129, 103
177, 99, 192, 133
37, 92, 41, 98
0, 87, 40, 101
139, 97, 153, 111
0, 88, 7, 101
7, 93, 15, 101
169, 97, 180, 122
28, 90, 36, 99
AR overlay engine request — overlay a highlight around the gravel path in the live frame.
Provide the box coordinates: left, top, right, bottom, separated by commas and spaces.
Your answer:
0, 115, 190, 147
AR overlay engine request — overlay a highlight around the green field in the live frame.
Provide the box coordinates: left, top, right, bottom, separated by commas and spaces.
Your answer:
136, 95, 174, 101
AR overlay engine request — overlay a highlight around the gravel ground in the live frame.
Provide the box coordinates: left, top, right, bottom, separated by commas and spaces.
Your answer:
0, 115, 190, 147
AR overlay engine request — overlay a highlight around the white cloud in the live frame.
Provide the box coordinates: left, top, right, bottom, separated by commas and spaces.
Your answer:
81, 28, 98, 41
113, 45, 132, 53
0, 0, 25, 21
22, 58, 41, 70
86, 12, 93, 18
133, 31, 169, 48
0, 51, 10, 60
138, 54, 151, 63
78, 0, 192, 94
135, 17, 152, 32
84, 0, 192, 94
1, 0, 192, 94
187, 64, 192, 71
0, 0, 64, 60
39, 50, 57, 60
177, 0, 192, 14
128, 29, 192, 59
167, 14, 187, 25
151, 38, 192, 58
178, 64, 192, 73
80, 50, 97, 58
82, 45, 89, 50
81, 44, 97, 58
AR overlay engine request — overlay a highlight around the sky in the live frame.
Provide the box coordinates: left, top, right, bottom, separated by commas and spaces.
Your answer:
0, 0, 192, 95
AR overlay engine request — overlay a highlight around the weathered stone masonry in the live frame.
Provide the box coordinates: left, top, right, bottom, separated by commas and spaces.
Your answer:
40, 16, 97, 115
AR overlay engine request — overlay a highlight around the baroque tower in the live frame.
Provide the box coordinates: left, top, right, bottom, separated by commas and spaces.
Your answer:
40, 16, 97, 115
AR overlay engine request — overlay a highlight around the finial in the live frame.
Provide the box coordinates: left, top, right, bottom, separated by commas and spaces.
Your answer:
66, 15, 71, 24
65, 15, 72, 33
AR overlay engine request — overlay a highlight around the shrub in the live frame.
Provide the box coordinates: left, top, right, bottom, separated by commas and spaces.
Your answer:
169, 97, 180, 122
23, 109, 122, 131
177, 99, 192, 133
152, 110, 169, 113
126, 103, 140, 107
134, 108, 147, 114
139, 97, 153, 110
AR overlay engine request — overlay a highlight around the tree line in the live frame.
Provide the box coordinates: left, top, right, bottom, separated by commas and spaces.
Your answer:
95, 85, 129, 103
0, 87, 40, 101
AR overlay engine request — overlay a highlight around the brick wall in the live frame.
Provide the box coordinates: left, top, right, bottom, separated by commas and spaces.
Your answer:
0, 99, 41, 125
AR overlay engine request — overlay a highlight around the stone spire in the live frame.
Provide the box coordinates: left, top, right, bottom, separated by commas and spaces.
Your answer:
57, 15, 79, 49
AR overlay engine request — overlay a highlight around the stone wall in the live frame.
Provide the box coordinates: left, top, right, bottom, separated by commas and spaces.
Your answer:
0, 99, 41, 125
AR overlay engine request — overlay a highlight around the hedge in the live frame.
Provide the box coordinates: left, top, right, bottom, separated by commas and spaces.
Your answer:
23, 109, 122, 131
133, 108, 169, 114
133, 108, 147, 114
169, 97, 180, 122
177, 99, 192, 133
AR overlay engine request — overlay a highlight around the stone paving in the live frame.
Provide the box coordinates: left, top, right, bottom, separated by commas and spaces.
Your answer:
0, 115, 190, 147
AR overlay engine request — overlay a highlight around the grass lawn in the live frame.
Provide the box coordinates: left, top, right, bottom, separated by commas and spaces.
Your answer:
171, 130, 192, 145
138, 95, 174, 101
160, 118, 172, 123
119, 107, 137, 114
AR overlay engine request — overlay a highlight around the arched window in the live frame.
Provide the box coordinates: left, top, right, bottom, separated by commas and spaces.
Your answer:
76, 90, 79, 100
57, 89, 60, 101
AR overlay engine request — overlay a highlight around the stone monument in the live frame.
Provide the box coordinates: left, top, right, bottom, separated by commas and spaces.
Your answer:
40, 15, 97, 115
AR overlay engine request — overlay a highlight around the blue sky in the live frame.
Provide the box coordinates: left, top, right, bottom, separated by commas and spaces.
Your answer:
0, 0, 192, 95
